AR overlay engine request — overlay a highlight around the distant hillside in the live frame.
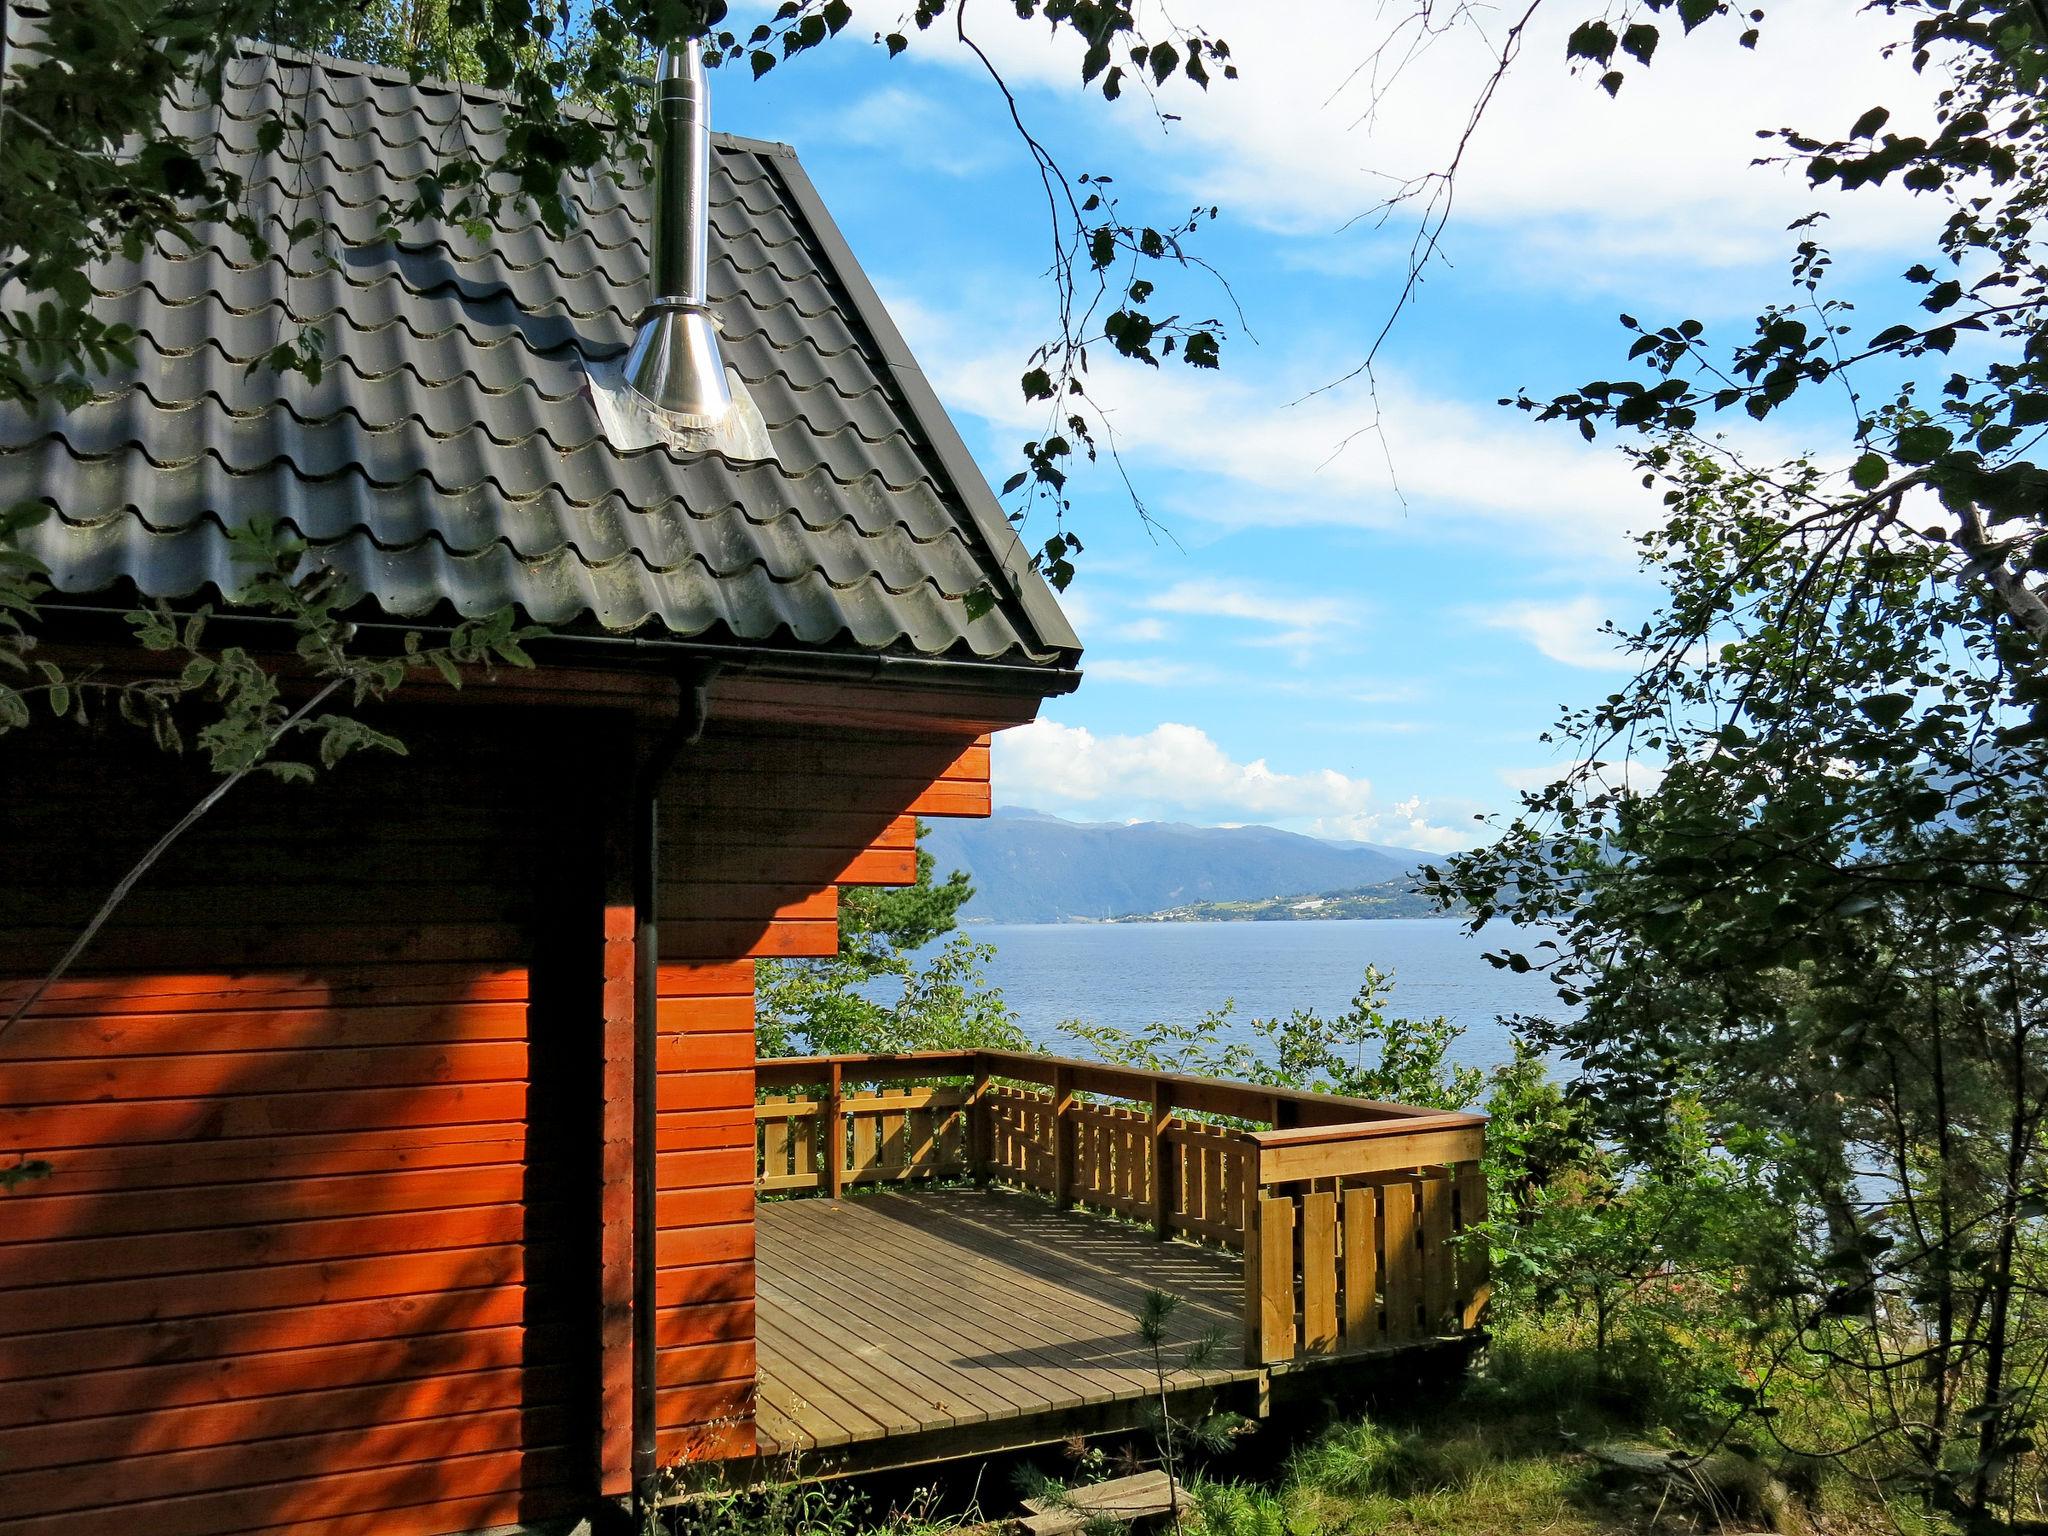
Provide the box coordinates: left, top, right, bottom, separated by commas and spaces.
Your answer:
1108, 879, 1449, 924
919, 808, 1431, 925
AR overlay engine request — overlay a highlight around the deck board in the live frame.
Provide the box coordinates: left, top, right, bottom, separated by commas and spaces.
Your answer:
755, 1188, 1258, 1460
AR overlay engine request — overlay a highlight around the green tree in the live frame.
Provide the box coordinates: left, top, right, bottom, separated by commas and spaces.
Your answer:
1065, 965, 1484, 1111
755, 826, 1026, 1058
1433, 447, 2048, 1524
1525, 3, 2048, 695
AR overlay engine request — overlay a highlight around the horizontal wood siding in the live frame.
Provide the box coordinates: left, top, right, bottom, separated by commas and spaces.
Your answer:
2, 686, 1008, 1522
641, 718, 993, 1467
0, 718, 599, 1536
651, 961, 760, 1464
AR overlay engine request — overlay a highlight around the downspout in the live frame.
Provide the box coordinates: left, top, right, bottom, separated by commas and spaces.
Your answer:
632, 664, 718, 1516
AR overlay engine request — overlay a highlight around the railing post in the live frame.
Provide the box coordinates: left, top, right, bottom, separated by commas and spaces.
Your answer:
968, 1063, 993, 1186
1455, 1160, 1491, 1332
1241, 1141, 1295, 1365
1150, 1083, 1174, 1239
824, 1059, 844, 1200
1052, 1064, 1075, 1209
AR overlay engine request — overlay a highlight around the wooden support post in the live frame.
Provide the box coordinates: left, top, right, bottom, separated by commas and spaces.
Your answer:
1245, 1194, 1296, 1364
1341, 1185, 1378, 1352
1301, 1190, 1338, 1355
1455, 1161, 1492, 1332
1150, 1089, 1175, 1239
968, 1066, 993, 1185
1052, 1064, 1075, 1209
824, 1059, 844, 1200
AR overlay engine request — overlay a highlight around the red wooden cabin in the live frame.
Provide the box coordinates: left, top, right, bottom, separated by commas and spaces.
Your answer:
0, 35, 1079, 1536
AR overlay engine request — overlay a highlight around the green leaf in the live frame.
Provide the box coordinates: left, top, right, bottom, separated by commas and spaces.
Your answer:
1620, 23, 1658, 65
1857, 693, 1914, 727
1566, 19, 1617, 63
1896, 423, 1954, 463
1849, 105, 1890, 139
1851, 451, 1888, 490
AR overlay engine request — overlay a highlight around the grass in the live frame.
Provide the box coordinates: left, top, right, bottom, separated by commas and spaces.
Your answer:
1180, 1320, 1949, 1536
1196, 1414, 1608, 1536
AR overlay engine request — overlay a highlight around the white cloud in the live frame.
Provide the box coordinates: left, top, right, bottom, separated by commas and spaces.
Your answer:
902, 309, 1661, 561
1480, 595, 1627, 669
798, 84, 1005, 177
1143, 576, 1363, 658
890, 0, 1932, 272
995, 718, 1475, 848
1313, 798, 1477, 855
1149, 577, 1359, 630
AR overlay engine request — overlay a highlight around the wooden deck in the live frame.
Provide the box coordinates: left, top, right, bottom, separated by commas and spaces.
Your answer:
754, 1189, 1262, 1465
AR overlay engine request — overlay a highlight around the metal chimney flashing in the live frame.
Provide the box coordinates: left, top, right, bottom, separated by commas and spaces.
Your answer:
623, 42, 733, 429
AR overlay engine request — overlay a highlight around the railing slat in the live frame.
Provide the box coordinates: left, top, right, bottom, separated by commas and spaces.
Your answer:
1382, 1180, 1420, 1342
1420, 1176, 1455, 1333
1301, 1191, 1339, 1355
1342, 1185, 1378, 1351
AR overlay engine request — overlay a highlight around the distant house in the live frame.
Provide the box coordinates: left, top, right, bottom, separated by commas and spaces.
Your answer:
0, 34, 1079, 1536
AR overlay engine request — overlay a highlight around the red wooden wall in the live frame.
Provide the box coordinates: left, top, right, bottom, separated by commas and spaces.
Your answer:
633, 702, 994, 1474
0, 713, 605, 1536
0, 672, 1016, 1534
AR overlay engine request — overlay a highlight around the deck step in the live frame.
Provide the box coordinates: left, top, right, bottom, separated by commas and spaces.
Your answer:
1019, 1470, 1176, 1533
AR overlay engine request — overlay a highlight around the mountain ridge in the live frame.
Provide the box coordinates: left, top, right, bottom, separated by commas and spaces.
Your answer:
919, 807, 1435, 925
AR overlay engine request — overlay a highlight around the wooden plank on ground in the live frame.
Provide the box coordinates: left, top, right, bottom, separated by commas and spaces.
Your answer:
1021, 1470, 1175, 1533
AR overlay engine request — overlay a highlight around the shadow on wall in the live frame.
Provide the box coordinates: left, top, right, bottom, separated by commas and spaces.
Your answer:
0, 711, 613, 1536
0, 701, 970, 1535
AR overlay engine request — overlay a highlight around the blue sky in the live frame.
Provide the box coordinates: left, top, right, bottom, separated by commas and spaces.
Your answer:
713, 2, 1930, 852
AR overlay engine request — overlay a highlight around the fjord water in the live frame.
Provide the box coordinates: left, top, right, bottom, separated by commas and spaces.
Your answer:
968, 916, 1560, 1079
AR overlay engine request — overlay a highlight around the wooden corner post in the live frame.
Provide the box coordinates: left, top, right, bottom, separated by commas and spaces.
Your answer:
967, 1062, 993, 1185
1243, 1140, 1296, 1365
1052, 1064, 1075, 1209
824, 1059, 844, 1200
1150, 1088, 1174, 1238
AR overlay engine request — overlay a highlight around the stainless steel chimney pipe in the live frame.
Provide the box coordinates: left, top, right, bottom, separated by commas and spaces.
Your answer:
622, 43, 733, 427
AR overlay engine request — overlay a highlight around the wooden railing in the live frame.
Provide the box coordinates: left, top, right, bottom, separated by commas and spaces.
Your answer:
754, 1050, 1489, 1367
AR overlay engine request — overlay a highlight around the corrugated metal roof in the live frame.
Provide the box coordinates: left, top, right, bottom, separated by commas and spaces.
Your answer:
0, 35, 1081, 671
